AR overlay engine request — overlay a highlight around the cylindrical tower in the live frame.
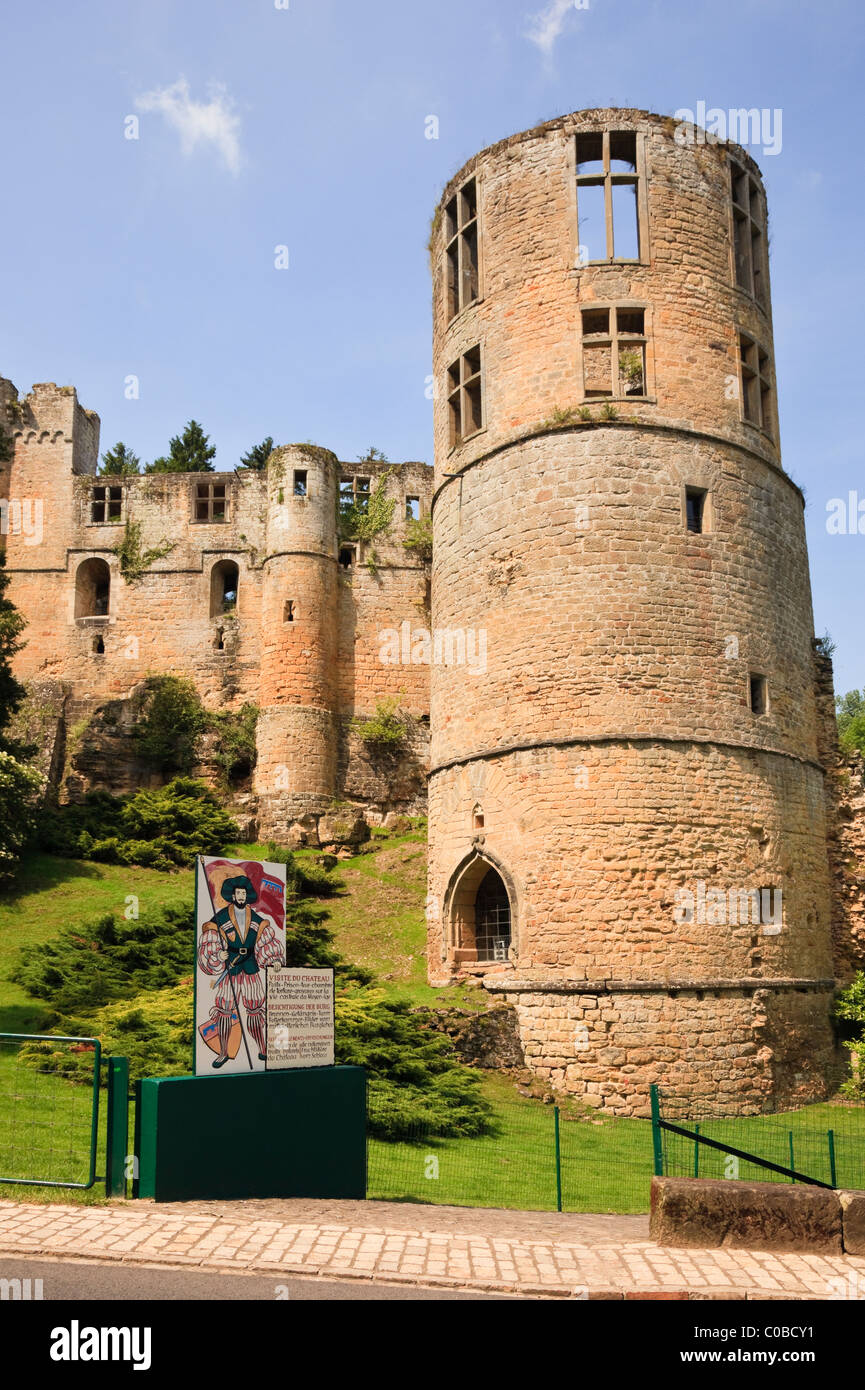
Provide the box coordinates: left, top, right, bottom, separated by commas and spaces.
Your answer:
255, 445, 340, 836
426, 109, 839, 1115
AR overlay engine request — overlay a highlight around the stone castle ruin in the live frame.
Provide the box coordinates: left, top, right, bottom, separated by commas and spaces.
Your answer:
2, 109, 861, 1114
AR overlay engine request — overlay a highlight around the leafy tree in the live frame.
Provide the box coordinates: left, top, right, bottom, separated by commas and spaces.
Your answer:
0, 555, 41, 879
146, 420, 216, 473
99, 442, 141, 476
837, 690, 865, 755
132, 676, 208, 774
239, 437, 273, 470
357, 446, 388, 463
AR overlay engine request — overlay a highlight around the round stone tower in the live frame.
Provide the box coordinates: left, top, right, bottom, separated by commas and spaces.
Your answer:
255, 445, 340, 836
426, 109, 839, 1116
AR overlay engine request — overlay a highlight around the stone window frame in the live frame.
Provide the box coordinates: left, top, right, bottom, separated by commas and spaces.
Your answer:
441, 846, 520, 969
293, 469, 308, 498
748, 672, 769, 717
728, 154, 768, 312
737, 331, 775, 440
89, 484, 124, 525
444, 174, 483, 323
191, 480, 230, 524
405, 495, 421, 521
577, 302, 656, 402
682, 484, 713, 535
570, 127, 651, 267
446, 344, 485, 451
339, 475, 371, 516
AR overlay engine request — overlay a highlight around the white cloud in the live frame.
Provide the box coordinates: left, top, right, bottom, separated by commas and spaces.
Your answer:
525, 0, 577, 56
136, 77, 242, 175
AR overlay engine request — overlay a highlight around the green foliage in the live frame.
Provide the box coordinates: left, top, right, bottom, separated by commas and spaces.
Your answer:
239, 437, 274, 470
0, 554, 27, 753
146, 420, 216, 474
34, 778, 239, 870
352, 696, 408, 752
112, 520, 175, 582
339, 471, 397, 543
0, 428, 12, 464
0, 751, 42, 883
335, 991, 491, 1138
618, 349, 644, 389
357, 446, 389, 463
403, 515, 433, 562
837, 690, 865, 755
599, 402, 619, 421
99, 442, 141, 476
208, 703, 259, 784
18, 904, 195, 1016
835, 973, 865, 1100
133, 676, 207, 774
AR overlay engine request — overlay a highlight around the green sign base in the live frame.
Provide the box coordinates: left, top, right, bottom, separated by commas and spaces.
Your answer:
134, 1066, 366, 1202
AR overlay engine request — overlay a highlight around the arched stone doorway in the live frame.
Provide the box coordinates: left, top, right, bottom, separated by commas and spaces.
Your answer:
75, 557, 111, 618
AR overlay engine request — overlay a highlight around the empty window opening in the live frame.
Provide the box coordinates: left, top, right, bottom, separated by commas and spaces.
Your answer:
355, 477, 370, 512
739, 334, 773, 436
214, 627, 225, 652
339, 477, 372, 521
293, 470, 307, 497
685, 486, 708, 534
283, 600, 295, 622
75, 557, 111, 618
194, 481, 228, 523
749, 674, 768, 715
730, 156, 767, 307
338, 546, 355, 569
90, 485, 122, 524
472, 804, 484, 831
581, 306, 647, 399
406, 496, 420, 521
447, 346, 484, 447
576, 129, 642, 264
92, 635, 105, 655
445, 176, 480, 320
210, 559, 239, 618
474, 868, 511, 962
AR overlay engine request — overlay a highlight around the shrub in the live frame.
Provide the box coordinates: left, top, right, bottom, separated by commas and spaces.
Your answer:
132, 676, 208, 773
0, 750, 43, 883
352, 696, 408, 752
402, 516, 433, 562
836, 972, 865, 1100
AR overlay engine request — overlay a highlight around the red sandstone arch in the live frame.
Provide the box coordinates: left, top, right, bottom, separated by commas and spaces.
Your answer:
443, 848, 518, 965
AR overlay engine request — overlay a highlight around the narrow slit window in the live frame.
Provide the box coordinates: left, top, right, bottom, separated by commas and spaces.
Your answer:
749, 674, 768, 715
283, 600, 295, 622
444, 176, 480, 320
92, 635, 105, 655
293, 470, 307, 497
406, 496, 420, 521
685, 487, 707, 534
576, 129, 643, 264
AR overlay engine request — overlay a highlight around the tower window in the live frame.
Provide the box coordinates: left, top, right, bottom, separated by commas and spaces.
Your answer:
730, 156, 767, 308
447, 345, 484, 447
90, 486, 122, 523
293, 470, 307, 497
685, 486, 708, 534
474, 868, 511, 962
339, 477, 372, 519
338, 546, 355, 569
581, 306, 647, 398
92, 635, 105, 655
445, 176, 480, 320
749, 674, 768, 715
210, 559, 239, 617
576, 129, 643, 264
283, 600, 295, 622
738, 334, 773, 437
75, 557, 111, 618
406, 496, 420, 521
472, 804, 484, 831
193, 482, 228, 523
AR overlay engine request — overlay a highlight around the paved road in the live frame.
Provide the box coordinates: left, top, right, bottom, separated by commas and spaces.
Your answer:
0, 1256, 514, 1301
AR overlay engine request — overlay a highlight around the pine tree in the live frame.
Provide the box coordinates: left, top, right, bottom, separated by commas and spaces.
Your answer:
146, 420, 216, 474
239, 437, 274, 470
99, 442, 141, 476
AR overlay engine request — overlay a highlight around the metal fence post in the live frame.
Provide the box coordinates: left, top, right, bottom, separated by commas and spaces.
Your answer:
650, 1083, 664, 1177
105, 1056, 130, 1198
693, 1123, 700, 1178
828, 1129, 837, 1189
788, 1131, 795, 1184
553, 1106, 563, 1212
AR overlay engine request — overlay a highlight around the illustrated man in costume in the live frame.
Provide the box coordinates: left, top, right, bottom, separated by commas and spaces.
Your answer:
198, 874, 283, 1068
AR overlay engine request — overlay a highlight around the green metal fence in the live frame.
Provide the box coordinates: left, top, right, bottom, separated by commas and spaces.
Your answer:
0, 1033, 128, 1194
650, 1084, 865, 1191
367, 1106, 655, 1212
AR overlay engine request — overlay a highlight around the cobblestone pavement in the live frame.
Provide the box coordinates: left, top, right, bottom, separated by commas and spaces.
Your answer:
0, 1199, 862, 1299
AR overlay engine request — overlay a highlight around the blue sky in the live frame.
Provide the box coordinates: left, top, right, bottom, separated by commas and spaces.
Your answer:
1, 0, 862, 692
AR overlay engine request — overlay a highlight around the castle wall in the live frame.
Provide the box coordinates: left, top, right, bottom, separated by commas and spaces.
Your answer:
427, 109, 838, 1115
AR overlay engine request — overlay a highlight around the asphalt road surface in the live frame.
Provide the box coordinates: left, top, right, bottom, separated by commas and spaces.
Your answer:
0, 1257, 518, 1301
